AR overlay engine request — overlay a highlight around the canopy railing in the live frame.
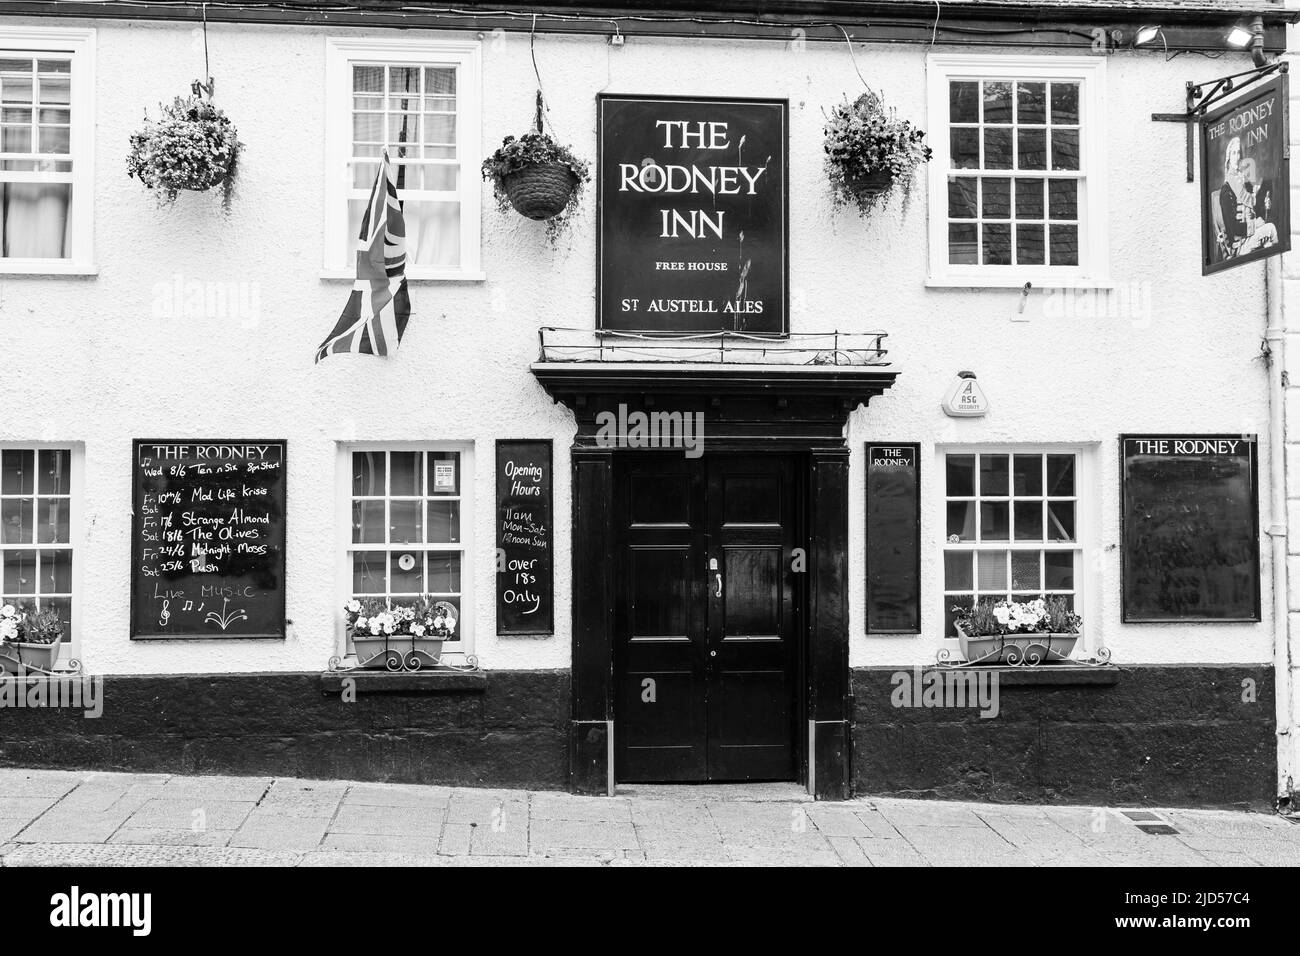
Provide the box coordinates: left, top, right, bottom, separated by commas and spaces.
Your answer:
536, 328, 889, 366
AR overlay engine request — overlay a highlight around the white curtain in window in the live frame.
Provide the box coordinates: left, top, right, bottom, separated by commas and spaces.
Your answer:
1, 182, 70, 258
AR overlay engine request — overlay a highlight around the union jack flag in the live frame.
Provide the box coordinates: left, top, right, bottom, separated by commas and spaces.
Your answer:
315, 150, 411, 362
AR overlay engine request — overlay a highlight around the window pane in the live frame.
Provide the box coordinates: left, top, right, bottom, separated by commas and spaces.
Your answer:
38, 125, 69, 153
947, 501, 976, 541
1, 498, 32, 544
1050, 83, 1080, 124
352, 112, 383, 143
2, 449, 34, 494
1047, 501, 1076, 541
944, 551, 973, 590
1051, 128, 1080, 171
1017, 128, 1046, 170
351, 551, 385, 593
427, 551, 462, 592
980, 502, 1009, 541
39, 548, 71, 592
983, 81, 1012, 123
390, 452, 422, 497
351, 500, 385, 544
949, 126, 979, 169
389, 550, 422, 593
982, 223, 1011, 265
43, 596, 71, 642
949, 80, 979, 123
1049, 223, 1078, 266
1011, 551, 1040, 590
948, 177, 977, 219
37, 499, 69, 544
0, 183, 71, 259
390, 66, 420, 94
429, 452, 460, 495
427, 500, 460, 543
946, 455, 975, 496
1016, 224, 1044, 265
948, 222, 978, 264
425, 67, 456, 95
1045, 551, 1075, 590
1014, 501, 1043, 540
980, 455, 1009, 496
945, 595, 973, 637
405, 200, 461, 268
1015, 178, 1044, 220
1047, 455, 1075, 495
976, 551, 1007, 590
981, 177, 1010, 219
3, 550, 35, 594
1016, 82, 1046, 124
389, 500, 423, 544
1013, 454, 1043, 495
38, 449, 70, 494
983, 128, 1012, 169
352, 452, 385, 496
353, 65, 383, 93
1048, 179, 1077, 220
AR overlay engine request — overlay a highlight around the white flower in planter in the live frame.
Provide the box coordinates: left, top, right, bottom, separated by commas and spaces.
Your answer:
345, 599, 361, 613
354, 616, 368, 630
1, 604, 15, 618
412, 624, 426, 638
0, 620, 17, 641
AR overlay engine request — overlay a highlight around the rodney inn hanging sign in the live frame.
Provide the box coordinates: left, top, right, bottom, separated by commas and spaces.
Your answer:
597, 95, 788, 334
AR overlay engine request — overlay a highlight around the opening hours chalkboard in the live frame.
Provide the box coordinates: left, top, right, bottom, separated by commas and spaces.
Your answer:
131, 440, 287, 639
495, 440, 554, 635
1121, 435, 1260, 623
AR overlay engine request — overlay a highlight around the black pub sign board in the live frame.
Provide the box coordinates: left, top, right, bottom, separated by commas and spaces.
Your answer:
131, 440, 286, 639
496, 440, 554, 635
1200, 74, 1290, 275
597, 94, 788, 334
1121, 435, 1260, 622
865, 444, 921, 633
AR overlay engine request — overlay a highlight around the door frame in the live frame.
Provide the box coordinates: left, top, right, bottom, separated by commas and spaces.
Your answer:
610, 450, 808, 785
531, 361, 897, 801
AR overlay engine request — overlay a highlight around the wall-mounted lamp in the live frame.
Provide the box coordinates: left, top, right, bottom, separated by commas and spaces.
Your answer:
1226, 16, 1266, 66
1133, 25, 1163, 47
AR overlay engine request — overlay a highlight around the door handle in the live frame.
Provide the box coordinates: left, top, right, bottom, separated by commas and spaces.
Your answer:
714, 573, 722, 597
709, 557, 721, 597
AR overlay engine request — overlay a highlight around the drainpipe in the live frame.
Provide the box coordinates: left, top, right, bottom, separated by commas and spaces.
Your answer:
1265, 256, 1296, 811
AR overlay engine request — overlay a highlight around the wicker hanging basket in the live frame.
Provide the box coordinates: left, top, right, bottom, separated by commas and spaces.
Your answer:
844, 168, 895, 200
503, 161, 580, 221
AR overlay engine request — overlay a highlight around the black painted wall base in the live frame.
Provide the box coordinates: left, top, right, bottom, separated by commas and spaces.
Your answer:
0, 664, 1277, 808
851, 664, 1278, 810
0, 670, 570, 790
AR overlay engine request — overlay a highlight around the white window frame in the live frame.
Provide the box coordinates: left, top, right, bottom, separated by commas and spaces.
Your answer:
926, 54, 1108, 289
335, 441, 476, 659
936, 443, 1099, 658
0, 26, 95, 275
0, 442, 84, 664
323, 36, 483, 281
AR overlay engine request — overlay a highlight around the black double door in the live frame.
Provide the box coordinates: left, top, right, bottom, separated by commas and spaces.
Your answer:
613, 453, 800, 782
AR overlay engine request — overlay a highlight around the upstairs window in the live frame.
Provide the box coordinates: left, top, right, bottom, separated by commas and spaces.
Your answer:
324, 37, 482, 280
0, 28, 94, 273
927, 55, 1108, 287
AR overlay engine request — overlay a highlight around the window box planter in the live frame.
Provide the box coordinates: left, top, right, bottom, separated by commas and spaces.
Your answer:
956, 624, 1079, 666
350, 633, 445, 671
0, 636, 64, 676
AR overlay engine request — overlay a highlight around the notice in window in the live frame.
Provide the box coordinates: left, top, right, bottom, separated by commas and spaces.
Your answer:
1121, 435, 1260, 622
130, 440, 287, 639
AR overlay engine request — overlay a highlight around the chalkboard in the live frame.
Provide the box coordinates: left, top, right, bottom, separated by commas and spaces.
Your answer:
496, 440, 554, 635
131, 440, 287, 639
1121, 435, 1260, 622
865, 444, 921, 633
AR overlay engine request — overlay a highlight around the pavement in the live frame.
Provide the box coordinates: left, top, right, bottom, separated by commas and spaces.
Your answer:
0, 768, 1296, 866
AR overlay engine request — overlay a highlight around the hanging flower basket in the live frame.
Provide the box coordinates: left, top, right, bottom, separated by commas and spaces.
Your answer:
824, 91, 932, 216
482, 127, 590, 242
127, 88, 243, 209
503, 161, 581, 221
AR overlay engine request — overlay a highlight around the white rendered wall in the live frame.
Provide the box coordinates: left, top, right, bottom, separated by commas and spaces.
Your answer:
0, 18, 1275, 672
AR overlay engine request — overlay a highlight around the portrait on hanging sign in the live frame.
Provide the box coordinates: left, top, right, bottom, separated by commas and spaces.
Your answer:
1200, 74, 1290, 275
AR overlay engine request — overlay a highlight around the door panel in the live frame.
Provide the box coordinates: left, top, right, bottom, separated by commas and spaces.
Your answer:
615, 452, 799, 783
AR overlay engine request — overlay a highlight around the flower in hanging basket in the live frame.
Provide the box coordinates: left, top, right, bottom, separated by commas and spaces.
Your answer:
481, 131, 591, 241
824, 91, 932, 216
127, 90, 243, 209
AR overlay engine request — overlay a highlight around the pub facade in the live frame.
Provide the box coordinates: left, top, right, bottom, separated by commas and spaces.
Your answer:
0, 0, 1297, 809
